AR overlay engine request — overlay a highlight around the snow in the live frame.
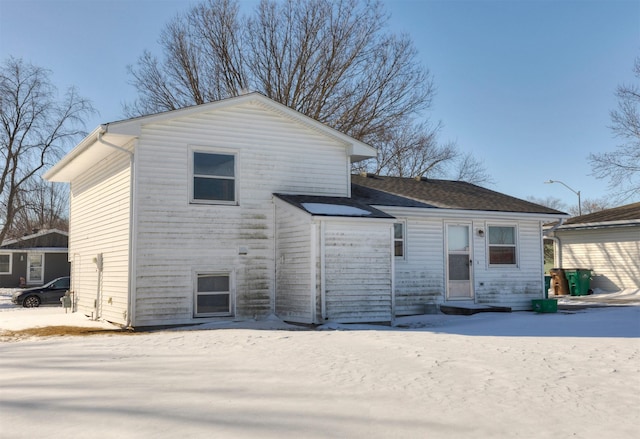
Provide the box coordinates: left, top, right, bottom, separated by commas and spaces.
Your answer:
301, 202, 372, 216
1, 288, 639, 438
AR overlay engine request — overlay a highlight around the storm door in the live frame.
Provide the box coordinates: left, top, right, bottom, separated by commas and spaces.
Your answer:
446, 224, 473, 300
27, 253, 44, 284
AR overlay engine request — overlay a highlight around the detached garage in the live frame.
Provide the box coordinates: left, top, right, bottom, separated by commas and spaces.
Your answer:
549, 202, 640, 291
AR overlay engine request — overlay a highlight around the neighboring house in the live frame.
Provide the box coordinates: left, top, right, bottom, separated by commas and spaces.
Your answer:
547, 202, 640, 291
44, 93, 566, 328
0, 229, 70, 288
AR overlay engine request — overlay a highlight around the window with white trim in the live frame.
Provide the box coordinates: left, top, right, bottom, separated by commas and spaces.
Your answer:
394, 222, 405, 258
191, 150, 236, 203
194, 273, 233, 317
488, 225, 517, 266
0, 254, 11, 274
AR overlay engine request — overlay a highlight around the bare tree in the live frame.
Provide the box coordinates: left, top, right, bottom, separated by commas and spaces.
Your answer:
127, 0, 488, 182
6, 179, 69, 240
526, 196, 568, 212
0, 57, 93, 244
589, 56, 640, 201
566, 197, 613, 217
526, 195, 612, 217
448, 152, 495, 186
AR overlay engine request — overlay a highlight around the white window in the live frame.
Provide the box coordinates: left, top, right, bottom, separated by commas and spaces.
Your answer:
194, 273, 233, 317
394, 222, 405, 258
191, 150, 236, 204
0, 254, 11, 274
488, 225, 517, 266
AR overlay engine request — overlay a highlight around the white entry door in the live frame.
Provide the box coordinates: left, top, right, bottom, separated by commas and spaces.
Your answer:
446, 224, 473, 300
27, 253, 44, 284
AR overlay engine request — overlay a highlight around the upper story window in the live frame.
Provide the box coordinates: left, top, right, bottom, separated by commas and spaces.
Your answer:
191, 150, 236, 204
0, 254, 11, 274
394, 222, 405, 258
488, 225, 517, 266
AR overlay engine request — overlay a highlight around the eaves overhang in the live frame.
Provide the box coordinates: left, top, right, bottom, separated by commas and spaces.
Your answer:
43, 125, 136, 182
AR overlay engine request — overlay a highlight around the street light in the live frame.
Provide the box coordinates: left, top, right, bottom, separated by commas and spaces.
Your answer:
544, 179, 581, 216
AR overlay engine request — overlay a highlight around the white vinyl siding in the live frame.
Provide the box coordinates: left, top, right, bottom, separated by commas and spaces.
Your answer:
322, 222, 393, 323
275, 199, 314, 323
379, 207, 546, 313
391, 215, 447, 315
557, 226, 640, 291
68, 149, 132, 325
474, 219, 543, 309
132, 100, 351, 326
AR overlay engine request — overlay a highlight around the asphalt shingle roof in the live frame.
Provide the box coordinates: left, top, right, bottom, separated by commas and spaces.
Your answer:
563, 202, 640, 225
351, 174, 566, 215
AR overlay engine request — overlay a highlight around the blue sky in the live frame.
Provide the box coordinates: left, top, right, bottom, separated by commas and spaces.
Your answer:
1, 0, 638, 210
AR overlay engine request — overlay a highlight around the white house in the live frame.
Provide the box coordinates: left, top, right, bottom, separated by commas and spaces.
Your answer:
547, 202, 640, 292
45, 93, 566, 327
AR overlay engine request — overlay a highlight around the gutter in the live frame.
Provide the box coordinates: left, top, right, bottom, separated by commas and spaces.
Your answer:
97, 126, 134, 157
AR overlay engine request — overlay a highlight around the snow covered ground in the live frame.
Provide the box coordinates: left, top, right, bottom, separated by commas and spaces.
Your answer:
1, 288, 639, 438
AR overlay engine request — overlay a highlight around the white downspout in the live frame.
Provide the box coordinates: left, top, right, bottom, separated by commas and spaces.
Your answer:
544, 218, 565, 269
97, 127, 137, 328
320, 220, 327, 321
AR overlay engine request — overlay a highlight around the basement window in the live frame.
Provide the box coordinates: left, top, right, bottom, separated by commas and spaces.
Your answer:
488, 225, 517, 266
194, 273, 233, 317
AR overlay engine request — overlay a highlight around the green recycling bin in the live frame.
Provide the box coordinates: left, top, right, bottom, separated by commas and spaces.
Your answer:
544, 275, 551, 298
564, 269, 592, 296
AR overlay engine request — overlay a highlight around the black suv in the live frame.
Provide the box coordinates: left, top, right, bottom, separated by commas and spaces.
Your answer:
11, 277, 71, 308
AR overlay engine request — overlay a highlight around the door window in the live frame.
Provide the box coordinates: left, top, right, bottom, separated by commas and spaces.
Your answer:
27, 254, 44, 284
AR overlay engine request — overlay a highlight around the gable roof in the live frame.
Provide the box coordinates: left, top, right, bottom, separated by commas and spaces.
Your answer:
351, 174, 567, 215
45, 92, 377, 182
0, 229, 68, 250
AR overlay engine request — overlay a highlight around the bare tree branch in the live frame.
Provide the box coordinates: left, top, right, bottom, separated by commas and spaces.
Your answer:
589, 56, 640, 201
126, 0, 489, 183
0, 57, 93, 243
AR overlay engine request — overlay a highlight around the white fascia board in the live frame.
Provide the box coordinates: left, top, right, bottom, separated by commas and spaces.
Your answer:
44, 126, 136, 182
556, 219, 640, 231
